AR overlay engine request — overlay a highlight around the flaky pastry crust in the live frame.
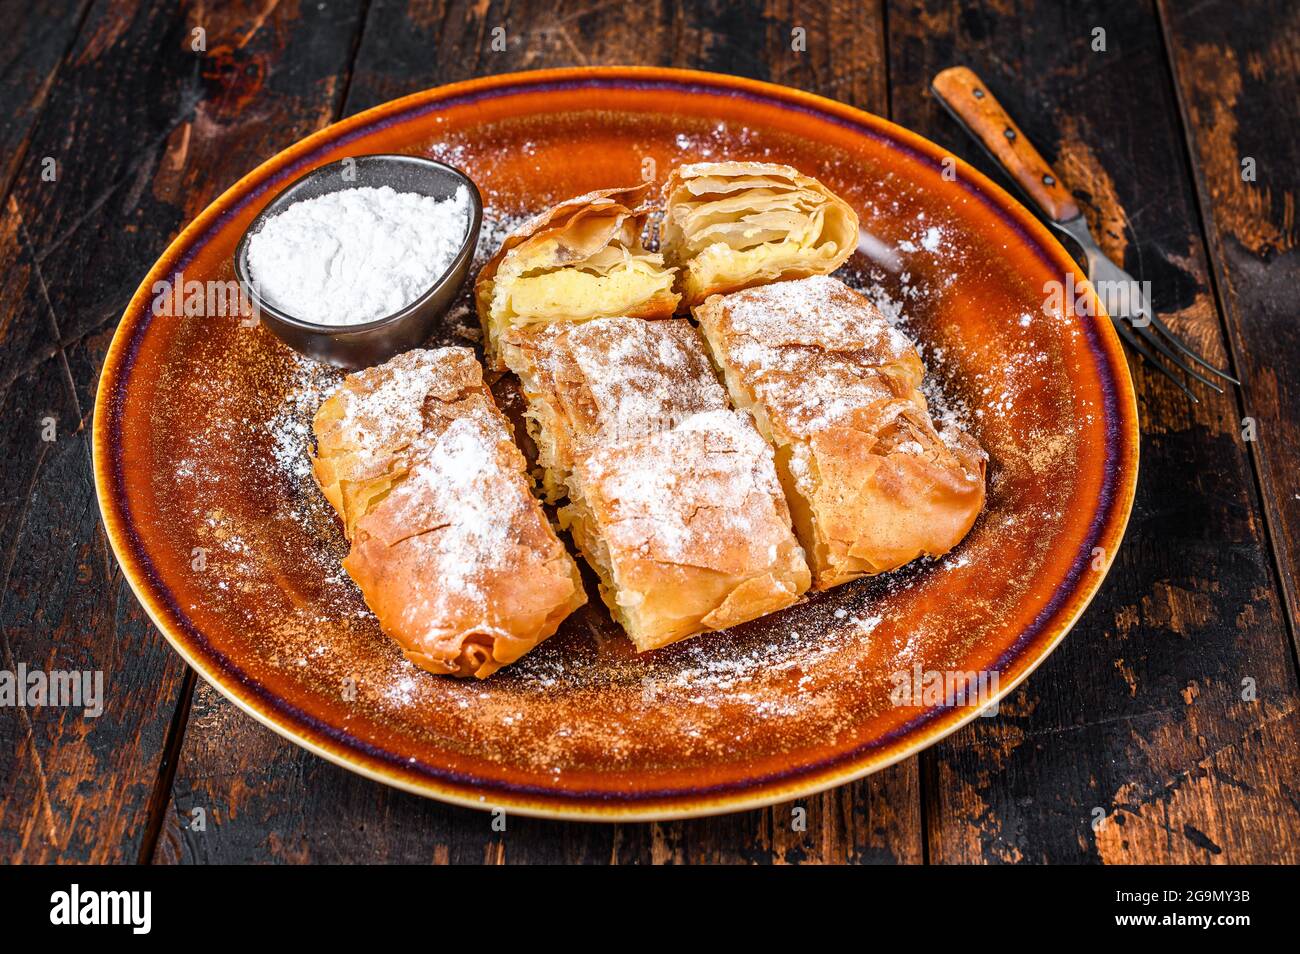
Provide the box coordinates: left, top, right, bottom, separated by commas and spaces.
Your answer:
311, 347, 585, 677
503, 317, 810, 650
695, 276, 986, 589
500, 316, 728, 502
474, 185, 680, 369
659, 161, 859, 307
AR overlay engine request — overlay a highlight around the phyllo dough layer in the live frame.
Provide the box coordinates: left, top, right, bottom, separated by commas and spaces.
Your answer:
660, 161, 859, 306
501, 315, 729, 502
695, 276, 986, 590
504, 316, 810, 651
475, 185, 680, 369
311, 347, 586, 678
565, 409, 811, 652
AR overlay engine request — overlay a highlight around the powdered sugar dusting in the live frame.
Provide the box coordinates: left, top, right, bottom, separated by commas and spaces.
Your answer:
702, 276, 927, 437
138, 96, 1092, 783
722, 274, 915, 357
329, 350, 453, 457
267, 353, 342, 481
537, 317, 728, 448
578, 408, 788, 569
378, 411, 524, 610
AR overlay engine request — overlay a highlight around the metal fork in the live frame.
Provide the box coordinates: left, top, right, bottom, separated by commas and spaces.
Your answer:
930, 66, 1237, 402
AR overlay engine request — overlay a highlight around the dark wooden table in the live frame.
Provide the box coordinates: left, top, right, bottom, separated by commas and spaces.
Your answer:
1, 0, 1296, 865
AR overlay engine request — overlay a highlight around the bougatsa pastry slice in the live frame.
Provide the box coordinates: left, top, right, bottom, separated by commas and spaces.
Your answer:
501, 315, 810, 651
695, 276, 986, 590
564, 409, 812, 652
311, 347, 586, 678
500, 315, 729, 502
475, 184, 680, 369
659, 161, 860, 307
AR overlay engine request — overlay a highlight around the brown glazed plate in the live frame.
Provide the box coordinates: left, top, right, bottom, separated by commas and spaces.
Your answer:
93, 67, 1139, 820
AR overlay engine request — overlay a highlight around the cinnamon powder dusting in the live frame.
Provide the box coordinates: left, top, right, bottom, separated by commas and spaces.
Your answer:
139, 114, 1094, 785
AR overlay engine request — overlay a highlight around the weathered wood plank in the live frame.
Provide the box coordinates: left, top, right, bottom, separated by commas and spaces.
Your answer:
0, 0, 91, 203
0, 0, 368, 389
1159, 0, 1300, 656
0, 0, 92, 393
341, 0, 888, 115
0, 366, 188, 863
0, 0, 369, 862
0, 1, 188, 860
157, 0, 911, 865
0, 247, 189, 863
888, 0, 1300, 863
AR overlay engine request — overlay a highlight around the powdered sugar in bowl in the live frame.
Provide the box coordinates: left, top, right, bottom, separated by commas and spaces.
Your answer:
234, 155, 482, 368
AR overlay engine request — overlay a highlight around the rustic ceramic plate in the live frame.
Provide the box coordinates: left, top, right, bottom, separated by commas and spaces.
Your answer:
93, 67, 1139, 820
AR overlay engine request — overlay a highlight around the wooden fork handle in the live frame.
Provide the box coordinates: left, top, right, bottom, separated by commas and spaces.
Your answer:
930, 66, 1081, 223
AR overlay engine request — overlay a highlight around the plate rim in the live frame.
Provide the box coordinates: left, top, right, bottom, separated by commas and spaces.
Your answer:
92, 65, 1140, 821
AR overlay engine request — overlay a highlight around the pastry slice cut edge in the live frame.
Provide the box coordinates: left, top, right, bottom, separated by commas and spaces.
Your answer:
503, 315, 810, 651
474, 184, 681, 369
659, 161, 860, 307
561, 407, 812, 651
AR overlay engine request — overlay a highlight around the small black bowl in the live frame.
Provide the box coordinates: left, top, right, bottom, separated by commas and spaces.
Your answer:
234, 154, 483, 369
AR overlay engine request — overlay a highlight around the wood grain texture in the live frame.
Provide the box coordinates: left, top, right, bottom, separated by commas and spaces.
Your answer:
888, 0, 1300, 864
0, 0, 199, 863
1, 0, 1295, 864
0, 0, 369, 862
0, 0, 91, 203
0, 269, 186, 862
1160, 0, 1300, 657
154, 0, 917, 865
342, 0, 887, 115
0, 401, 187, 863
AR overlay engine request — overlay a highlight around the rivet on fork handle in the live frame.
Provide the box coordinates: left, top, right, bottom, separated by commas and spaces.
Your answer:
931, 65, 1080, 223
929, 65, 1239, 394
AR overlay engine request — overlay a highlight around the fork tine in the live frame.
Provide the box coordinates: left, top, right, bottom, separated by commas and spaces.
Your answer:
1130, 321, 1224, 393
1144, 310, 1241, 384
1112, 317, 1200, 403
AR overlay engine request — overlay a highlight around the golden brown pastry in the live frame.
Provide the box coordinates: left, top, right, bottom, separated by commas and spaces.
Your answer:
500, 315, 729, 502
475, 185, 680, 369
504, 316, 810, 651
695, 276, 986, 589
311, 347, 586, 677
659, 161, 859, 307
